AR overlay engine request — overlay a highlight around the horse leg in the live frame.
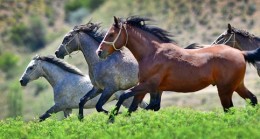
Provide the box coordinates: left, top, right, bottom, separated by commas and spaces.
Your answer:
217, 87, 234, 112
115, 91, 148, 109
146, 91, 162, 111
63, 108, 72, 118
39, 104, 61, 122
95, 88, 117, 114
235, 83, 258, 106
128, 94, 146, 114
78, 87, 102, 120
110, 83, 148, 117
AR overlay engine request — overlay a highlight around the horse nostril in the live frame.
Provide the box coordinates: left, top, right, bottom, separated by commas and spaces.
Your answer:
19, 79, 23, 85
97, 50, 102, 57
55, 51, 58, 56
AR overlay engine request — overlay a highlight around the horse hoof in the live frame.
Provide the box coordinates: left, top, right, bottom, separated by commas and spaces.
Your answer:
78, 115, 84, 121
107, 115, 115, 123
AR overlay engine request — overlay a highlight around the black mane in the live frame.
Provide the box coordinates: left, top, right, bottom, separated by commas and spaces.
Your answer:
231, 27, 256, 39
122, 16, 176, 44
34, 55, 84, 76
73, 21, 105, 43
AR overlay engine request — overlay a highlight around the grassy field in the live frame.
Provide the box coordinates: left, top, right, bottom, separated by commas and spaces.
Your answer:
1, 106, 260, 139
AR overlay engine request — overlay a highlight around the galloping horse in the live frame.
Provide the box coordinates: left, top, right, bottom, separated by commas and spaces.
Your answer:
55, 22, 161, 120
20, 55, 114, 121
97, 16, 259, 116
212, 23, 260, 76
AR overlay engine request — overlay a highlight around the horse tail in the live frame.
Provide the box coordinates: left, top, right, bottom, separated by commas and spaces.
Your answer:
243, 48, 260, 65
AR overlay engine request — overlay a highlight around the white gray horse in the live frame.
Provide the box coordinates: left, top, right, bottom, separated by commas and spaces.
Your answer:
19, 55, 141, 121
55, 22, 161, 120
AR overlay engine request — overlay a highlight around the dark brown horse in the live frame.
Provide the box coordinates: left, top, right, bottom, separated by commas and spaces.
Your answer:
97, 16, 259, 116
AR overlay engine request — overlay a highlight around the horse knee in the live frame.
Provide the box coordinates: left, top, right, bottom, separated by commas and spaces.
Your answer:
79, 98, 86, 108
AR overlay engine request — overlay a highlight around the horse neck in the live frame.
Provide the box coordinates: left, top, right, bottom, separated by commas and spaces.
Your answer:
126, 26, 158, 62
235, 34, 260, 50
78, 33, 100, 67
41, 61, 69, 87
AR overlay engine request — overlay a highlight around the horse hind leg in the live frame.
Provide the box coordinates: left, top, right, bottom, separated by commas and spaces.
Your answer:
63, 108, 72, 118
217, 87, 234, 112
235, 83, 258, 106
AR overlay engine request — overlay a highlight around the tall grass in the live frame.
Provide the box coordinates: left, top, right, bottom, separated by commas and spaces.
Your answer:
0, 106, 259, 139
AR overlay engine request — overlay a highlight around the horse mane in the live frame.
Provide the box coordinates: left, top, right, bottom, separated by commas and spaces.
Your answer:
122, 16, 176, 44
33, 55, 84, 76
231, 27, 256, 39
73, 21, 105, 43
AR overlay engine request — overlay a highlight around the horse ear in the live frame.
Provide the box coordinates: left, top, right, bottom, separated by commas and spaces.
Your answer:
114, 16, 119, 28
227, 23, 232, 33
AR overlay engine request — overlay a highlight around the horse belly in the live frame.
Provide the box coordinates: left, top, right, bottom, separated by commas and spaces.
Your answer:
159, 72, 213, 92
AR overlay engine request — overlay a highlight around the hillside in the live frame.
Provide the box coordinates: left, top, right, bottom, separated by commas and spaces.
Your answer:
0, 0, 260, 120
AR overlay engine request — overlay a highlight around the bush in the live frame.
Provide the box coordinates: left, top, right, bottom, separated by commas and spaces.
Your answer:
0, 52, 19, 78
64, 0, 105, 13
64, 0, 105, 23
8, 16, 46, 51
7, 82, 23, 118
247, 3, 256, 16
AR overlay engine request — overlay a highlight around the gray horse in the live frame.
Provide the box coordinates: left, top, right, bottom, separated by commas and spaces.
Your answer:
55, 22, 161, 119
212, 24, 260, 76
19, 55, 138, 121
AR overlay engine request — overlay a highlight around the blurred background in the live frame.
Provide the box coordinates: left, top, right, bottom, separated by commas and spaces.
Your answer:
0, 0, 259, 121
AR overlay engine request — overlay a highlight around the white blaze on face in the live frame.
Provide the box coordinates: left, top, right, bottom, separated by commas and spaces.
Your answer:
20, 60, 37, 80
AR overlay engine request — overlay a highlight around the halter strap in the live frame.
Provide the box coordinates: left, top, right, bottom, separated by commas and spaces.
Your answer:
102, 23, 128, 51
64, 33, 82, 57
211, 32, 237, 48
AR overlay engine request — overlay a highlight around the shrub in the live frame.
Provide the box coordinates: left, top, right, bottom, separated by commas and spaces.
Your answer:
64, 0, 105, 13
8, 16, 46, 51
247, 3, 256, 16
0, 52, 19, 78
7, 82, 23, 118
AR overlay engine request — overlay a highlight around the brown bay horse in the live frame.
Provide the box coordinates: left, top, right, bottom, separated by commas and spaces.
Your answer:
97, 16, 259, 117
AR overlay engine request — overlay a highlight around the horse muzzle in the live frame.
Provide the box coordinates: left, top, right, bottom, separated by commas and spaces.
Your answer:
55, 50, 64, 59
96, 50, 109, 59
19, 78, 28, 86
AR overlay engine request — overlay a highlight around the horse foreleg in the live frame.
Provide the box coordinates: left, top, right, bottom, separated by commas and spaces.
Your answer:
39, 105, 61, 122
96, 88, 117, 113
63, 108, 72, 118
217, 88, 234, 112
110, 83, 148, 117
78, 87, 102, 120
128, 94, 146, 114
146, 91, 162, 111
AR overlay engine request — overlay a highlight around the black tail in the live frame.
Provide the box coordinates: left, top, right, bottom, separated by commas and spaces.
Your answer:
243, 47, 260, 65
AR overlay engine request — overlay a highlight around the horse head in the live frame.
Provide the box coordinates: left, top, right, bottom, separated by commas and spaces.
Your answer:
19, 55, 43, 86
97, 16, 128, 59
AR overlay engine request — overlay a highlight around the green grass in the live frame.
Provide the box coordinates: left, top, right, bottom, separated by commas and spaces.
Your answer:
1, 106, 260, 139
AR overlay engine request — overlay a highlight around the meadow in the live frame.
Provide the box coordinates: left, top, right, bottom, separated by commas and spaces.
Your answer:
1, 106, 260, 139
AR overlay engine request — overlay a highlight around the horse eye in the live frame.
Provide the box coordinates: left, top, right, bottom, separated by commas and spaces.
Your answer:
29, 67, 33, 70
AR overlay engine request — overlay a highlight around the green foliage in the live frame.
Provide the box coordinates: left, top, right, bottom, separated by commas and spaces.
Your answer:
0, 52, 19, 72
0, 107, 260, 138
0, 52, 19, 78
64, 0, 105, 13
7, 82, 23, 118
247, 3, 256, 16
8, 16, 46, 51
